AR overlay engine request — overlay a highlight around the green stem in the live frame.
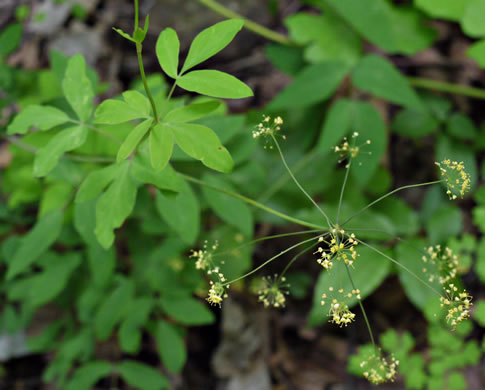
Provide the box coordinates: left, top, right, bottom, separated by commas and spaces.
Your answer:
133, 0, 159, 122
223, 234, 322, 286
357, 239, 442, 297
341, 180, 443, 227
280, 238, 324, 278
196, 0, 293, 46
409, 77, 485, 100
159, 81, 178, 120
271, 135, 333, 229
182, 174, 326, 230
336, 159, 351, 226
344, 262, 375, 348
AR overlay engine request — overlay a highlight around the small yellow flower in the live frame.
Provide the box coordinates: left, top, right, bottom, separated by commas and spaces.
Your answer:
421, 245, 459, 286
206, 281, 228, 307
334, 132, 371, 167
360, 350, 399, 385
435, 159, 471, 199
253, 274, 289, 308
440, 284, 472, 328
321, 287, 360, 327
315, 230, 359, 270
252, 114, 286, 148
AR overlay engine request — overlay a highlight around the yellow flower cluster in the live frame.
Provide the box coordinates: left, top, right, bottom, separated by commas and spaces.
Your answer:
360, 351, 399, 385
254, 274, 289, 308
190, 240, 219, 271
315, 229, 359, 270
334, 132, 371, 167
435, 159, 471, 199
207, 281, 228, 307
252, 115, 285, 148
321, 287, 360, 327
422, 245, 458, 286
440, 284, 473, 328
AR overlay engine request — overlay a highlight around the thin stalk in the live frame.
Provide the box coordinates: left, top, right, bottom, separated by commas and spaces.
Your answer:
336, 159, 351, 226
344, 263, 376, 347
223, 235, 322, 286
182, 174, 326, 230
159, 81, 178, 120
409, 77, 485, 100
280, 239, 324, 278
341, 180, 443, 227
357, 239, 442, 297
134, 0, 159, 122
196, 0, 292, 46
271, 135, 333, 229
213, 229, 325, 258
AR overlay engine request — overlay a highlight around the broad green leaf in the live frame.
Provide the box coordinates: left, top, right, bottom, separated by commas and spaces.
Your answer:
0, 23, 23, 58
325, 0, 396, 52
62, 54, 94, 122
164, 101, 221, 123
159, 296, 214, 325
415, 0, 466, 21
39, 182, 73, 216
169, 122, 234, 172
118, 361, 169, 390
316, 98, 353, 153
75, 164, 120, 203
446, 113, 477, 140
375, 197, 419, 237
155, 321, 187, 373
392, 107, 438, 138
7, 105, 70, 134
94, 278, 134, 340
6, 210, 64, 280
350, 101, 387, 187
155, 181, 199, 245
201, 173, 253, 237
461, 0, 485, 37
122, 90, 151, 117
177, 70, 253, 99
390, 6, 437, 55
268, 62, 350, 110
285, 12, 361, 65
264, 44, 305, 76
352, 55, 423, 110
117, 118, 153, 163
119, 298, 153, 353
95, 99, 149, 124
425, 205, 463, 245
150, 123, 174, 171
131, 150, 182, 192
74, 201, 116, 286
309, 245, 392, 326
156, 27, 180, 78
181, 19, 244, 73
475, 300, 485, 327
396, 238, 439, 309
66, 361, 112, 390
95, 161, 138, 249
33, 126, 88, 177
477, 239, 485, 283
467, 39, 485, 68
29, 253, 81, 306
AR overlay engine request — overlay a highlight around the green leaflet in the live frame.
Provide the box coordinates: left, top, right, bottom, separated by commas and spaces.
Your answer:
149, 123, 174, 171
201, 173, 253, 237
155, 180, 200, 245
163, 101, 221, 123
118, 360, 169, 390
156, 27, 180, 79
467, 39, 485, 68
95, 99, 150, 124
352, 54, 423, 110
62, 54, 94, 122
316, 98, 353, 154
461, 0, 485, 37
65, 361, 112, 390
95, 161, 138, 249
155, 320, 187, 373
7, 105, 70, 135
117, 118, 153, 163
122, 90, 152, 117
392, 107, 439, 138
159, 295, 214, 325
94, 278, 134, 340
268, 62, 350, 110
119, 298, 153, 354
415, 0, 466, 21
177, 70, 253, 99
0, 22, 23, 58
6, 209, 64, 280
169, 122, 234, 173
181, 19, 244, 73
33, 125, 88, 177
75, 164, 121, 203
